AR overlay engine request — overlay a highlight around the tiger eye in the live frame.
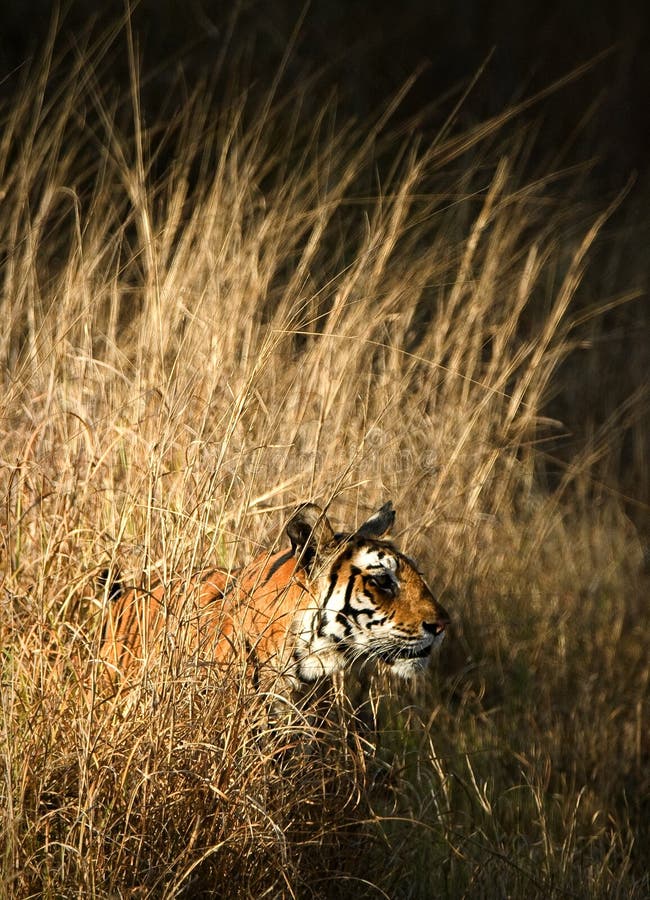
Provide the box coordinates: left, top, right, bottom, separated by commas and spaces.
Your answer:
368, 572, 395, 593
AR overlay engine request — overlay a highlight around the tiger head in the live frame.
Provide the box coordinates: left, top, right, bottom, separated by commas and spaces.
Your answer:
285, 501, 450, 682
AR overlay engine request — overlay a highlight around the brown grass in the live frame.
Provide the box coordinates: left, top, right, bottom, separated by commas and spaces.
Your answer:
0, 24, 648, 899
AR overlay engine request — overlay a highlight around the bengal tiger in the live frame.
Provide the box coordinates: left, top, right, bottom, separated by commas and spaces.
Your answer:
99, 501, 450, 696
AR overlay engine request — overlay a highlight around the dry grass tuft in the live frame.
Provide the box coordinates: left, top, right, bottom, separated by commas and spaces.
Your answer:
1, 25, 648, 899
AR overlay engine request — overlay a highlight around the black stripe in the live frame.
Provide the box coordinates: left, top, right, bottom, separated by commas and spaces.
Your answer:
341, 567, 359, 613
316, 573, 340, 637
323, 571, 339, 603
261, 549, 295, 586
334, 572, 359, 636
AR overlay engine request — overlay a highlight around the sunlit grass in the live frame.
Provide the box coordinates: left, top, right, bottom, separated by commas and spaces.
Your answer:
0, 22, 648, 899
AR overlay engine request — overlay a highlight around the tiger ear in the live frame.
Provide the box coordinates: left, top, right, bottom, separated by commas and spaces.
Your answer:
286, 503, 335, 567
357, 501, 395, 539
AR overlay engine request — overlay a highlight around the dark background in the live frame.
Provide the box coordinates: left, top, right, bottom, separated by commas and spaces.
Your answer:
1, 0, 648, 522
1, 1, 648, 176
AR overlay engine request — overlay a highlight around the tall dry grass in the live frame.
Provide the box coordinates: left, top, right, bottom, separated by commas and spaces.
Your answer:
1, 25, 648, 899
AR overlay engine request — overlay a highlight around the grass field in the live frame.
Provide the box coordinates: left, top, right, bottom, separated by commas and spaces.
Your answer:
1, 25, 648, 899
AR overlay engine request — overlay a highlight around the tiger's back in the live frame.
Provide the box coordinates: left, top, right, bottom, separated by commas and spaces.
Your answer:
101, 551, 314, 685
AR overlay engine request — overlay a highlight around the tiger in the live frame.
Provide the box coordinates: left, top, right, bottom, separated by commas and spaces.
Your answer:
99, 501, 450, 696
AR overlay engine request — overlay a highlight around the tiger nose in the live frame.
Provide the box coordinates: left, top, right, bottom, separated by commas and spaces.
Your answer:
422, 604, 450, 637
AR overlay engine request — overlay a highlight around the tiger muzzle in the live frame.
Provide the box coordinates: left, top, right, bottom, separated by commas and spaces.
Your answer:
422, 601, 450, 639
